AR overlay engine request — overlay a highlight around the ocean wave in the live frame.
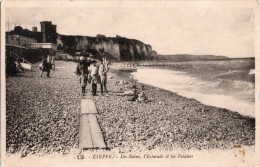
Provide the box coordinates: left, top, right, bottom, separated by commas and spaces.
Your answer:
212, 70, 243, 77
132, 68, 255, 117
215, 79, 254, 91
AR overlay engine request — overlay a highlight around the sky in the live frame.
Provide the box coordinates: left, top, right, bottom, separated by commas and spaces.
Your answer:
6, 6, 255, 58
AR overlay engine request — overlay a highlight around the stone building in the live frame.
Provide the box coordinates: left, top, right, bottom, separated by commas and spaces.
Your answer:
6, 22, 58, 62
7, 21, 57, 45
6, 34, 37, 47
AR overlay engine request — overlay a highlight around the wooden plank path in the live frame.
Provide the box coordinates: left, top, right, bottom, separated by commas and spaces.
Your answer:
79, 90, 106, 149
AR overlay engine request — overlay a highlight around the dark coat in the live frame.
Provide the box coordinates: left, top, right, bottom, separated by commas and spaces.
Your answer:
41, 58, 51, 72
76, 61, 90, 75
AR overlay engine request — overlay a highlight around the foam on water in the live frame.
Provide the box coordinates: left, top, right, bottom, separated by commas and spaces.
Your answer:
131, 68, 254, 118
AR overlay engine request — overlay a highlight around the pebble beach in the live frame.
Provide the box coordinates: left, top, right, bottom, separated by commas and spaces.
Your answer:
95, 67, 255, 150
5, 61, 255, 157
6, 61, 81, 157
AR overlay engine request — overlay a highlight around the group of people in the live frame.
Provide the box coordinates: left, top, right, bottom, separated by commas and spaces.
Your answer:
39, 52, 109, 96
39, 54, 55, 78
77, 55, 109, 96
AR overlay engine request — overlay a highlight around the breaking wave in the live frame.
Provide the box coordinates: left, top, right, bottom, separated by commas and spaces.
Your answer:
132, 68, 254, 118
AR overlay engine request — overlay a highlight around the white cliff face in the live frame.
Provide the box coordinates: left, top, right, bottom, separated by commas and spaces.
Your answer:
58, 34, 157, 61
81, 37, 89, 50
76, 37, 89, 50
74, 37, 121, 60
129, 45, 134, 60
136, 45, 141, 55
100, 40, 121, 60
141, 44, 148, 56
146, 45, 152, 55
92, 43, 103, 51
111, 43, 121, 60
146, 45, 153, 60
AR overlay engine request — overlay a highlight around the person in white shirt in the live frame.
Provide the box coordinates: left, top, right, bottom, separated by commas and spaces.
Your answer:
98, 59, 109, 95
88, 60, 100, 96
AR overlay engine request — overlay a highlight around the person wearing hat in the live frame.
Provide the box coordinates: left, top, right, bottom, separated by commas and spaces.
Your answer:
76, 56, 90, 76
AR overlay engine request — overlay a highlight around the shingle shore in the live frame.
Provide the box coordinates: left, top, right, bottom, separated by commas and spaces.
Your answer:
94, 68, 255, 151
6, 61, 81, 157
6, 61, 255, 157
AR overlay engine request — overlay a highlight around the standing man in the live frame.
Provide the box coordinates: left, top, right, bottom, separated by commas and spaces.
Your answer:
40, 55, 51, 78
99, 57, 109, 95
88, 60, 100, 96
76, 56, 90, 76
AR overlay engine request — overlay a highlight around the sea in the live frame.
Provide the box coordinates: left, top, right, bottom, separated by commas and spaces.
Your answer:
131, 59, 255, 118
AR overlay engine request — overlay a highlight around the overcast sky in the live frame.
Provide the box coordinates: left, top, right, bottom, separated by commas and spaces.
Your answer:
6, 6, 255, 58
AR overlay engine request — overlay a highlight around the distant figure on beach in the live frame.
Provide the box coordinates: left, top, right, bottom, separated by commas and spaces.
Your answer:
79, 71, 88, 96
88, 60, 99, 96
99, 56, 110, 95
39, 55, 51, 78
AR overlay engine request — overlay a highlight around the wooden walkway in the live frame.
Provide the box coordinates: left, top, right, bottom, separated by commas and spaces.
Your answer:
79, 90, 106, 149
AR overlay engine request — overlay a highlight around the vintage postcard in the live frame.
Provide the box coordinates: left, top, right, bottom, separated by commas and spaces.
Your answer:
1, 0, 259, 166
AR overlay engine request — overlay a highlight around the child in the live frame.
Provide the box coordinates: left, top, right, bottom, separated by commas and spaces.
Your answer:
79, 71, 88, 96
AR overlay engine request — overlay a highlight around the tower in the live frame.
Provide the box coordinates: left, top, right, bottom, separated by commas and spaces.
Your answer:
40, 21, 56, 44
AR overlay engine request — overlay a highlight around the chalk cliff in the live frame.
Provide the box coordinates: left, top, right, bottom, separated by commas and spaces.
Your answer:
57, 34, 157, 61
